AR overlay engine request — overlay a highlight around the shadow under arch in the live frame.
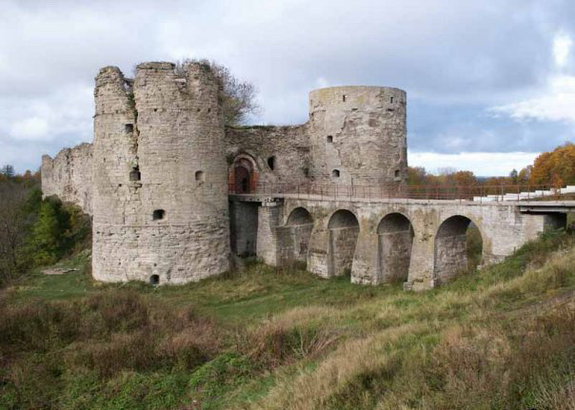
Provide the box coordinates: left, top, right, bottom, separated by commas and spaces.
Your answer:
327, 209, 359, 277
434, 215, 483, 285
377, 213, 414, 283
284, 207, 314, 266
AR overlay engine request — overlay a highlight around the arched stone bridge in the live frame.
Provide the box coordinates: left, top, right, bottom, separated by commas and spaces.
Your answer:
230, 194, 575, 291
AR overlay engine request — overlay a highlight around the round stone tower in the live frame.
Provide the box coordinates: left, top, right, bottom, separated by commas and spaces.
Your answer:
92, 62, 230, 284
308, 86, 407, 186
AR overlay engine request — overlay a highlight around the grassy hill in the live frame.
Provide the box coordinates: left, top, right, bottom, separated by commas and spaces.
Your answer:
1, 231, 575, 409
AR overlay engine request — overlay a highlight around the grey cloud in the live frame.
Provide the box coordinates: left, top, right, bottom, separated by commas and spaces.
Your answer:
1, 0, 574, 172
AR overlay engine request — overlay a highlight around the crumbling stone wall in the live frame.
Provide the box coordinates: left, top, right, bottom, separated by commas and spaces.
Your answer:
92, 62, 230, 284
41, 143, 93, 214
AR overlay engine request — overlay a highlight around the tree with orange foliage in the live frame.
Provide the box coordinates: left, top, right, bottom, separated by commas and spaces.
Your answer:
530, 143, 575, 186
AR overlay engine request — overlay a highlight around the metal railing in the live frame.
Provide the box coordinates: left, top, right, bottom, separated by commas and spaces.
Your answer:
229, 182, 566, 202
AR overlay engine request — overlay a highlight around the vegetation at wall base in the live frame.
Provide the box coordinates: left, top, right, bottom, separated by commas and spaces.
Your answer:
0, 171, 91, 288
1, 229, 575, 409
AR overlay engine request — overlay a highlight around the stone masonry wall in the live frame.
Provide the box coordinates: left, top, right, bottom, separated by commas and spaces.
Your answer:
329, 227, 359, 276
378, 231, 412, 283
225, 125, 310, 188
308, 86, 407, 187
41, 143, 93, 214
230, 201, 259, 257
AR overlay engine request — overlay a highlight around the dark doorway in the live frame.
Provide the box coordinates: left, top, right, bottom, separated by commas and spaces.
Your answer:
235, 165, 251, 193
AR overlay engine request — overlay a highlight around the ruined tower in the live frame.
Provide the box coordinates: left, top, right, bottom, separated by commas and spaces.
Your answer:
308, 86, 407, 186
92, 62, 230, 284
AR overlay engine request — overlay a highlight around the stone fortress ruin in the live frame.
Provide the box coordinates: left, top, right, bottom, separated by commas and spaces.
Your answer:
42, 61, 572, 290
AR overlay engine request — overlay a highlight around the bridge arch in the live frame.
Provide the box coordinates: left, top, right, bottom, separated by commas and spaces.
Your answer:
434, 215, 483, 285
285, 207, 314, 266
377, 213, 414, 283
327, 209, 360, 277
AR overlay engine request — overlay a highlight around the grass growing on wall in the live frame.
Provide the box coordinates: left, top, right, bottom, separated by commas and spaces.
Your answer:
1, 230, 575, 409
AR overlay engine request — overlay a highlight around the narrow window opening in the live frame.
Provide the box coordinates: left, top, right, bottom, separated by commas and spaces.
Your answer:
332, 169, 340, 178
153, 209, 165, 220
390, 96, 394, 103
241, 177, 249, 192
195, 170, 205, 182
327, 135, 333, 143
125, 124, 134, 133
267, 156, 276, 170
394, 169, 400, 178
342, 95, 346, 102
150, 275, 159, 285
130, 166, 141, 181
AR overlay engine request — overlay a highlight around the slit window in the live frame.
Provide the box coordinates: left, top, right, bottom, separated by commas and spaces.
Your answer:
394, 169, 400, 178
390, 97, 394, 103
332, 169, 340, 178
153, 209, 165, 220
327, 135, 333, 143
195, 170, 204, 182
125, 124, 134, 133
267, 156, 276, 170
342, 95, 346, 102
130, 166, 141, 181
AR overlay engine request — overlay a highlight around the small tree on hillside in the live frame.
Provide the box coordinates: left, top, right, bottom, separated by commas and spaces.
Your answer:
28, 198, 70, 266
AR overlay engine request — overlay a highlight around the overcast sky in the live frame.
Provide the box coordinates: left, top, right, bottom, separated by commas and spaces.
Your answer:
1, 0, 575, 175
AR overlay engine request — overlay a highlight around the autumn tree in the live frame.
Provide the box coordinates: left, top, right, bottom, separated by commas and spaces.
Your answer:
530, 143, 575, 186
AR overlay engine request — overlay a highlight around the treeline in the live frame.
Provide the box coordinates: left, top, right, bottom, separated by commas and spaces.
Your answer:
408, 142, 575, 188
0, 166, 90, 287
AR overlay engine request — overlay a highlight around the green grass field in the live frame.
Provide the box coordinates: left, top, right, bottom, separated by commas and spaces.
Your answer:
1, 230, 575, 409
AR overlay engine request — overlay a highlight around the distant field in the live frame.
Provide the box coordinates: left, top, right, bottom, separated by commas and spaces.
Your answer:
1, 230, 575, 409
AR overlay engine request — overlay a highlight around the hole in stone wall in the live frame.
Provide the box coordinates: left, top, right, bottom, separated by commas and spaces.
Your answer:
125, 124, 134, 133
342, 95, 346, 102
267, 156, 276, 170
394, 169, 400, 178
327, 135, 333, 143
332, 169, 340, 178
153, 209, 165, 220
130, 166, 141, 181
195, 170, 204, 182
390, 96, 394, 103
207, 108, 211, 113
150, 275, 159, 285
